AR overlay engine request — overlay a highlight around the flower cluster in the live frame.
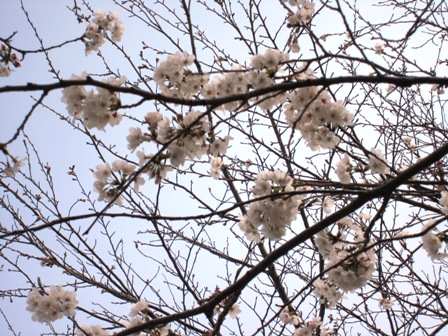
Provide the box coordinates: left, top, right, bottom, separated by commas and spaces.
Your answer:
315, 217, 376, 292
368, 148, 389, 174
335, 154, 352, 183
61, 72, 126, 130
153, 49, 290, 110
26, 286, 78, 323
84, 10, 124, 54
421, 219, 448, 260
313, 278, 343, 308
214, 303, 242, 320
326, 247, 375, 293
123, 299, 170, 336
76, 325, 109, 336
239, 170, 305, 241
322, 196, 335, 214
201, 64, 247, 107
203, 58, 285, 111
285, 1, 316, 27
77, 299, 170, 336
93, 160, 144, 205
375, 43, 385, 55
154, 51, 207, 99
0, 43, 21, 77
2, 156, 25, 177
157, 110, 210, 167
209, 156, 223, 179
126, 108, 218, 185
129, 298, 149, 317
280, 307, 299, 325
284, 74, 354, 151
250, 48, 289, 70
294, 317, 329, 336
379, 298, 394, 310
439, 191, 448, 215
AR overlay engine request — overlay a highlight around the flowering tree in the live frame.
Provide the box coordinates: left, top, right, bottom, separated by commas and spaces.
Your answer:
2, 0, 448, 335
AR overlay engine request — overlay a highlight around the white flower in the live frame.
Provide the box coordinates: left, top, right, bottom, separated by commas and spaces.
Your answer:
61, 74, 126, 130
379, 298, 394, 310
159, 324, 171, 336
76, 325, 109, 336
368, 148, 389, 174
375, 43, 385, 54
137, 150, 172, 184
322, 197, 334, 214
145, 111, 163, 131
238, 215, 261, 242
229, 304, 241, 319
112, 160, 135, 176
0, 65, 11, 77
26, 286, 78, 323
327, 248, 376, 292
241, 170, 305, 241
421, 219, 448, 260
127, 127, 145, 151
439, 191, 448, 215
209, 156, 223, 179
291, 42, 301, 53
209, 136, 233, 156
84, 10, 124, 54
402, 136, 412, 145
294, 317, 323, 336
280, 307, 299, 325
129, 299, 148, 317
335, 154, 351, 184
2, 156, 25, 177
313, 279, 342, 308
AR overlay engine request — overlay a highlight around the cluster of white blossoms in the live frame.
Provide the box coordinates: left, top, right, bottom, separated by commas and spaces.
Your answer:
154, 51, 207, 99
315, 217, 376, 292
209, 156, 223, 179
127, 111, 233, 185
239, 170, 305, 241
213, 302, 242, 320
93, 160, 144, 205
0, 43, 21, 77
281, 1, 316, 27
375, 43, 385, 55
2, 155, 25, 177
379, 297, 394, 310
335, 154, 352, 184
294, 317, 329, 336
26, 286, 78, 323
439, 190, 448, 215
201, 64, 249, 110
157, 110, 210, 166
84, 10, 124, 54
61, 72, 126, 130
421, 219, 448, 260
313, 278, 343, 308
250, 48, 289, 70
322, 196, 335, 214
284, 73, 354, 151
77, 299, 170, 336
280, 307, 299, 325
368, 148, 389, 174
154, 49, 291, 110
76, 325, 109, 336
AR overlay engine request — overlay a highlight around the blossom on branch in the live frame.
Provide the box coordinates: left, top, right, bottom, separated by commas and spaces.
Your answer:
84, 10, 124, 54
368, 148, 389, 174
26, 286, 78, 323
239, 170, 305, 241
61, 73, 126, 131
